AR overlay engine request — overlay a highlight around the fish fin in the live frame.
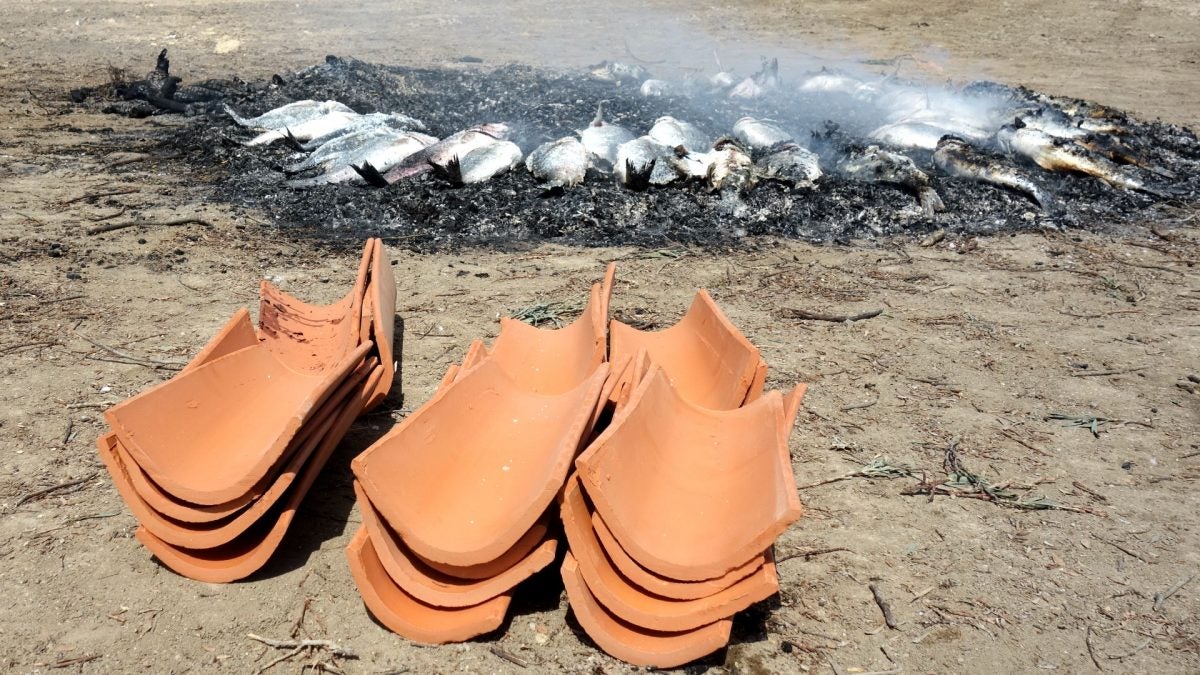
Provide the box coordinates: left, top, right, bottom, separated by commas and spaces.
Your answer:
352, 161, 389, 188
434, 154, 465, 185
281, 128, 305, 152
591, 101, 606, 127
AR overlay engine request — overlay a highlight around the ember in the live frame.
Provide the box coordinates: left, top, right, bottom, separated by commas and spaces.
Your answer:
79, 54, 1200, 249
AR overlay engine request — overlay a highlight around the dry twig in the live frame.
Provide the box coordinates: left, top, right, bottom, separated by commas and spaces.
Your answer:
86, 216, 211, 236
780, 307, 883, 323
869, 584, 898, 630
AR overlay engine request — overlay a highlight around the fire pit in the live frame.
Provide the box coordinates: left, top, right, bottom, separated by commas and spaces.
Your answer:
77, 53, 1200, 250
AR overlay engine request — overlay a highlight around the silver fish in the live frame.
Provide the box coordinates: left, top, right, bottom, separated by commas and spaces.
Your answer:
245, 110, 360, 146
732, 117, 793, 151
1016, 108, 1089, 140
706, 139, 756, 193
288, 127, 408, 173
797, 71, 877, 100
996, 121, 1149, 192
577, 102, 636, 170
639, 79, 672, 97
439, 140, 524, 185
293, 111, 426, 151
869, 121, 957, 151
933, 136, 1047, 207
288, 132, 437, 188
839, 145, 945, 217
369, 123, 511, 184
526, 137, 589, 189
224, 99, 352, 129
730, 58, 779, 100
757, 142, 822, 187
614, 136, 670, 190
647, 116, 710, 153
590, 61, 650, 84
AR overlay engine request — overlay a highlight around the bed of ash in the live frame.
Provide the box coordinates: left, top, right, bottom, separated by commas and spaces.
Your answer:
74, 53, 1200, 250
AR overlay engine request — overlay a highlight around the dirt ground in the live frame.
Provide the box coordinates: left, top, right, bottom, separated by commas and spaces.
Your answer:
1, 1, 1198, 673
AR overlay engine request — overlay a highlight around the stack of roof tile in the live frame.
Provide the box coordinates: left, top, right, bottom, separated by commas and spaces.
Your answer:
559, 288, 806, 668
96, 239, 396, 583
345, 266, 618, 643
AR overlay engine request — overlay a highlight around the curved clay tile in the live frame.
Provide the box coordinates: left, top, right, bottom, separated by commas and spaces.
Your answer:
363, 240, 397, 409
353, 358, 609, 567
256, 238, 374, 376
409, 518, 552, 581
560, 475, 778, 631
592, 506, 766, 601
100, 362, 372, 547
346, 528, 511, 644
108, 358, 373, 525
182, 308, 259, 374
355, 481, 556, 608
576, 367, 803, 581
133, 366, 382, 582
609, 290, 760, 410
107, 340, 371, 506
561, 554, 732, 668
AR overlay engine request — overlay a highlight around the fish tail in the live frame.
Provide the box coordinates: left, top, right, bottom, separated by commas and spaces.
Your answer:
352, 161, 389, 188
223, 103, 253, 127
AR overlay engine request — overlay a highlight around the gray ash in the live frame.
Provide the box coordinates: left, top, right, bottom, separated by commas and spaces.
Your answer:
79, 55, 1200, 250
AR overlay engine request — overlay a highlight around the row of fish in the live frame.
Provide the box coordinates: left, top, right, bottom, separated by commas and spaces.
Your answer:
598, 58, 1171, 199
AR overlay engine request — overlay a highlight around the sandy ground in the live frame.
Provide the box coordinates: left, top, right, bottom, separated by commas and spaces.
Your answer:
1, 1, 1199, 673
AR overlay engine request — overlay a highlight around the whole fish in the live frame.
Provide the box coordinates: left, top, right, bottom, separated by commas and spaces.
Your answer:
730, 58, 779, 99
869, 121, 961, 151
292, 111, 426, 151
577, 102, 635, 170
647, 116, 710, 153
224, 99, 353, 129
797, 70, 878, 100
525, 137, 589, 189
839, 145, 945, 217
614, 136, 670, 190
287, 128, 417, 173
732, 117, 793, 151
706, 139, 756, 193
438, 140, 524, 186
590, 61, 650, 84
287, 132, 437, 188
1016, 107, 1089, 140
933, 136, 1047, 207
360, 123, 511, 185
639, 79, 673, 97
757, 142, 822, 187
996, 120, 1151, 192
245, 110, 360, 146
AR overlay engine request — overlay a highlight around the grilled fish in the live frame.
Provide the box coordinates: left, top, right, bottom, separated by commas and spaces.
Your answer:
840, 145, 945, 217
357, 123, 511, 185
224, 99, 353, 129
245, 110, 360, 146
639, 79, 672, 97
525, 137, 589, 189
438, 140, 524, 186
578, 102, 635, 170
287, 128, 422, 173
647, 116, 710, 153
757, 142, 822, 187
729, 58, 779, 100
997, 120, 1150, 192
615, 136, 670, 190
932, 136, 1047, 207
797, 70, 879, 100
706, 138, 756, 193
732, 117, 793, 151
287, 133, 437, 188
590, 61, 650, 84
292, 111, 426, 151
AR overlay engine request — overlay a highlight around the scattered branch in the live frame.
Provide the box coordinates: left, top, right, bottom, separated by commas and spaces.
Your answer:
1152, 571, 1196, 611
797, 457, 913, 490
12, 472, 98, 509
869, 584, 898, 630
1086, 624, 1105, 672
86, 216, 211, 236
776, 547, 852, 564
489, 646, 530, 668
780, 308, 883, 323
